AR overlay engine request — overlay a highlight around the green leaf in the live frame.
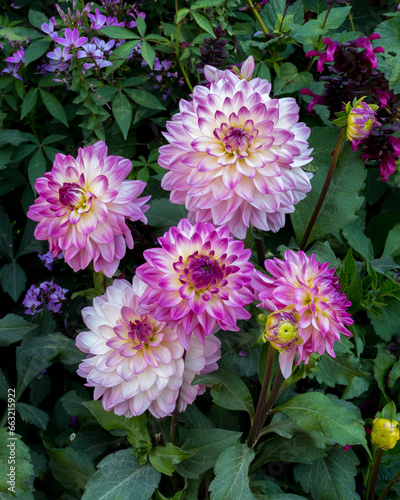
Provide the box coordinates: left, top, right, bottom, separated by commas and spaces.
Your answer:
0, 428, 33, 495
21, 88, 38, 120
176, 429, 242, 479
176, 8, 190, 24
0, 368, 9, 401
135, 15, 146, 37
253, 434, 327, 469
71, 427, 122, 460
342, 224, 374, 261
314, 353, 369, 388
82, 449, 160, 500
28, 9, 48, 29
192, 12, 216, 37
291, 134, 366, 246
94, 86, 118, 104
24, 38, 50, 66
47, 446, 95, 491
0, 129, 35, 147
112, 92, 132, 140
382, 224, 400, 258
82, 400, 151, 450
294, 446, 359, 500
39, 89, 69, 127
292, 19, 328, 44
274, 392, 368, 449
16, 220, 46, 258
193, 368, 254, 417
191, 0, 225, 7
145, 198, 187, 236
125, 89, 166, 110
273, 63, 313, 96
100, 26, 140, 39
0, 314, 37, 347
0, 27, 42, 41
18, 333, 82, 366
140, 40, 156, 70
0, 206, 13, 259
209, 443, 254, 500
1, 261, 27, 302
149, 443, 193, 476
16, 346, 52, 400
368, 297, 400, 341
219, 349, 260, 377
321, 6, 351, 29
389, 359, 400, 389
28, 148, 46, 192
106, 40, 141, 73
29, 372, 51, 407
16, 402, 49, 430
374, 346, 395, 397
306, 241, 340, 270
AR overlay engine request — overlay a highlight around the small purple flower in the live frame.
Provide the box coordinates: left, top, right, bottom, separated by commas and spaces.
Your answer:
106, 16, 125, 27
37, 250, 63, 270
1, 62, 23, 81
41, 17, 57, 35
5, 49, 25, 65
127, 10, 146, 29
45, 46, 73, 72
54, 28, 88, 49
23, 281, 68, 316
89, 8, 107, 29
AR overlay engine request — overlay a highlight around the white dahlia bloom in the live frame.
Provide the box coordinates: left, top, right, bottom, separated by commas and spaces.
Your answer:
76, 276, 184, 418
159, 56, 313, 239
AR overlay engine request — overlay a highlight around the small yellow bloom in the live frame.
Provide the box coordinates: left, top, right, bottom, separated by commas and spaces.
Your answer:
263, 308, 303, 352
371, 418, 400, 450
345, 97, 379, 150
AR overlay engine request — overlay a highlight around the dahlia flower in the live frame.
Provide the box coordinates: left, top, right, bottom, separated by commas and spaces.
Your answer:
345, 98, 379, 151
136, 219, 254, 349
178, 332, 221, 413
371, 418, 400, 450
261, 308, 303, 378
27, 141, 150, 277
76, 277, 185, 418
252, 250, 353, 377
159, 56, 313, 239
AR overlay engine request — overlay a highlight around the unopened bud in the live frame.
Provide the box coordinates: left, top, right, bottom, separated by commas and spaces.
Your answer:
371, 418, 400, 450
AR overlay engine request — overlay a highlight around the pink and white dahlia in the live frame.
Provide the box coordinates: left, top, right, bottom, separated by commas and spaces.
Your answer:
159, 56, 313, 239
178, 332, 221, 413
76, 276, 185, 418
136, 219, 254, 349
27, 141, 150, 277
252, 250, 353, 377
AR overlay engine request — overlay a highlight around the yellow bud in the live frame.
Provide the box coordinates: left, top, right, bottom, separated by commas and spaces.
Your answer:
371, 418, 400, 450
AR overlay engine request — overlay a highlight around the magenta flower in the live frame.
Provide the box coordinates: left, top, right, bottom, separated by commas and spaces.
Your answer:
54, 28, 88, 49
41, 17, 57, 35
252, 250, 353, 378
178, 332, 221, 412
159, 56, 313, 239
76, 277, 185, 418
27, 141, 150, 277
136, 219, 254, 349
45, 46, 73, 71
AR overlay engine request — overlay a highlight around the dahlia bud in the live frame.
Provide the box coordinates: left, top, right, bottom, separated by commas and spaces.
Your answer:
371, 418, 400, 450
263, 308, 303, 351
346, 98, 379, 149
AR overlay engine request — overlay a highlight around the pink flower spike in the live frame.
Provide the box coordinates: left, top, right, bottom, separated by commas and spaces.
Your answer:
137, 219, 255, 349
252, 250, 353, 377
27, 141, 150, 277
76, 277, 185, 418
159, 60, 313, 239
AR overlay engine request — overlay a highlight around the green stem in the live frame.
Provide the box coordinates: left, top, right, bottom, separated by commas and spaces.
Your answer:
255, 237, 265, 267
246, 0, 270, 38
175, 22, 193, 92
377, 467, 400, 500
247, 345, 275, 448
278, 6, 289, 33
169, 351, 186, 444
346, 2, 355, 31
366, 448, 383, 500
300, 127, 345, 251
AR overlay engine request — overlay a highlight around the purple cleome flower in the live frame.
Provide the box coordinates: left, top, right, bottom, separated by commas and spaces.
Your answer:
23, 281, 68, 316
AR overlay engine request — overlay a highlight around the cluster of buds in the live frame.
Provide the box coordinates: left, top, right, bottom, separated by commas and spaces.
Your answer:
23, 281, 68, 316
371, 418, 400, 450
55, 1, 91, 29
302, 34, 400, 181
195, 25, 229, 75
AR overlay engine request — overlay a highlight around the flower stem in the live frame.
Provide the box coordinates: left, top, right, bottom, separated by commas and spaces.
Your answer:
346, 2, 355, 32
246, 0, 270, 38
247, 345, 275, 448
366, 448, 383, 500
300, 127, 345, 251
175, 23, 193, 92
278, 6, 289, 34
377, 467, 400, 500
